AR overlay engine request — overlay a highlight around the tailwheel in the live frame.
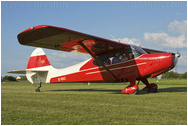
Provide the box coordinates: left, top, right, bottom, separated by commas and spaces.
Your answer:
35, 88, 40, 92
35, 82, 42, 92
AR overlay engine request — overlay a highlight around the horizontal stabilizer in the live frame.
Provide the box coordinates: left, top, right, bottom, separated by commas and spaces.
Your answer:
8, 70, 26, 74
8, 70, 49, 74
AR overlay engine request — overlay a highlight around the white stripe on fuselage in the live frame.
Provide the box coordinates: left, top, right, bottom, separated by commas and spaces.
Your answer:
86, 62, 147, 75
46, 59, 91, 82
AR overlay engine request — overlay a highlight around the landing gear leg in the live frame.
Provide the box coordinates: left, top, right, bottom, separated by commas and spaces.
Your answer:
35, 82, 42, 92
121, 75, 139, 95
141, 78, 158, 93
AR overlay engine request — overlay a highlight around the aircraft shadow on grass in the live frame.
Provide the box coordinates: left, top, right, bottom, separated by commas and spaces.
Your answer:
157, 87, 187, 93
48, 86, 187, 95
49, 89, 122, 94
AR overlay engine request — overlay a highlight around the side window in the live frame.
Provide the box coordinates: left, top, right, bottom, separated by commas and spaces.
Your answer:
93, 55, 108, 66
109, 51, 128, 64
125, 46, 134, 59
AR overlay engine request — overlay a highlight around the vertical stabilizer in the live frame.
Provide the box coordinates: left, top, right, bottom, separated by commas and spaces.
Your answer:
26, 48, 54, 84
27, 48, 51, 70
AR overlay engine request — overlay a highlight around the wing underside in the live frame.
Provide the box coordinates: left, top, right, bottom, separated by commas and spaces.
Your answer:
18, 25, 129, 55
18, 25, 166, 55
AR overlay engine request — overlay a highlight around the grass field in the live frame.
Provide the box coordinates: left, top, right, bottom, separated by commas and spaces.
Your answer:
1, 79, 187, 125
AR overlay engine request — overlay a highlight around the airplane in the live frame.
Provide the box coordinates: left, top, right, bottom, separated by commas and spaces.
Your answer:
8, 25, 180, 94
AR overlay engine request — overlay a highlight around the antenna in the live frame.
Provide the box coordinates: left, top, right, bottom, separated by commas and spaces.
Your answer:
109, 34, 118, 42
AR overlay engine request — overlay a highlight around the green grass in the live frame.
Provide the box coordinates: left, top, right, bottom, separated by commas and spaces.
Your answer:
1, 79, 187, 125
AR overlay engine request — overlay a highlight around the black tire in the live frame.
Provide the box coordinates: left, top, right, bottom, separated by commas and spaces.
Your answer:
35, 88, 40, 92
153, 88, 157, 93
133, 89, 139, 95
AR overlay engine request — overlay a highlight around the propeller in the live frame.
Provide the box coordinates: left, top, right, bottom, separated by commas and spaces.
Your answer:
175, 53, 181, 58
174, 38, 182, 73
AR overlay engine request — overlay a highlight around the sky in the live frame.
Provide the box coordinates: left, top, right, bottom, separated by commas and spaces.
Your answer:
1, 1, 187, 76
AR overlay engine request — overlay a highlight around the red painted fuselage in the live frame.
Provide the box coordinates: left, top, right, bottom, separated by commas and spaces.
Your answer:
50, 53, 175, 83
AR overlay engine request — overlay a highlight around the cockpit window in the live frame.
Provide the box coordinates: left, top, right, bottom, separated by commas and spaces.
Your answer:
125, 46, 134, 59
109, 51, 128, 64
130, 45, 147, 57
93, 55, 108, 66
93, 45, 147, 66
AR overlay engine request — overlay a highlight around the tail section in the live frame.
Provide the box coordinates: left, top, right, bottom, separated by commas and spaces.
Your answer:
26, 48, 54, 84
8, 48, 54, 84
27, 48, 51, 70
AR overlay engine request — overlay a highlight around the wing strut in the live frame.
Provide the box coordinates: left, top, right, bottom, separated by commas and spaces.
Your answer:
78, 41, 118, 82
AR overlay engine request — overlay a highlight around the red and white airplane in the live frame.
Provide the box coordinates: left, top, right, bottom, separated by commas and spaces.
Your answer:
8, 25, 180, 94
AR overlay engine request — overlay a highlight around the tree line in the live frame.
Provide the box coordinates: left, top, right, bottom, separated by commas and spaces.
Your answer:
161, 71, 187, 79
1, 76, 27, 82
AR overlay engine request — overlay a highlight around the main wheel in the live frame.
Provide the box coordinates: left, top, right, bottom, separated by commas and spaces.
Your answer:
133, 89, 139, 95
148, 83, 158, 93
148, 88, 157, 93
152, 88, 157, 93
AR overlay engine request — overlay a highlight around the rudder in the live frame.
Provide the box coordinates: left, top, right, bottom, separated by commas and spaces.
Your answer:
26, 48, 53, 84
27, 48, 51, 70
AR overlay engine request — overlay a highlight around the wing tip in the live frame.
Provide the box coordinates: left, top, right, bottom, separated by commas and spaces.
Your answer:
18, 25, 49, 35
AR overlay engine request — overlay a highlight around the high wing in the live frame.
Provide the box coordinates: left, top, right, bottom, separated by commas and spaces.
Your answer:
18, 25, 166, 55
142, 47, 166, 54
18, 25, 131, 55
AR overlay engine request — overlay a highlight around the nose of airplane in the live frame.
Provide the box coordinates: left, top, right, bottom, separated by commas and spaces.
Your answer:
173, 53, 181, 66
175, 53, 181, 58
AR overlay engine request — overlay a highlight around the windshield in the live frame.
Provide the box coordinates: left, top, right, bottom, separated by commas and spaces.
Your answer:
130, 45, 147, 57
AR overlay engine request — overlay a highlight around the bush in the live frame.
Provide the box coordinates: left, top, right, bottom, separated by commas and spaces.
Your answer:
2, 76, 17, 82
162, 71, 187, 79
179, 72, 187, 79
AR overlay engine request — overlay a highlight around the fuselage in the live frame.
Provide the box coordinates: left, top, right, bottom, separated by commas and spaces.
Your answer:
48, 52, 175, 83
